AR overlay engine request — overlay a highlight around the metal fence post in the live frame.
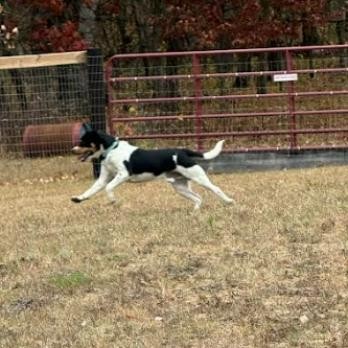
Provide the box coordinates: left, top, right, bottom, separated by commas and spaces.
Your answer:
285, 49, 297, 150
87, 48, 106, 178
192, 54, 203, 151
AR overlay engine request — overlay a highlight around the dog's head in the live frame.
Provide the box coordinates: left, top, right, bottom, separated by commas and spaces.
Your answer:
72, 124, 116, 162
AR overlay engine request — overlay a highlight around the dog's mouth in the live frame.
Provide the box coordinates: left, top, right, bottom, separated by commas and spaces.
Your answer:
78, 151, 94, 162
72, 146, 96, 162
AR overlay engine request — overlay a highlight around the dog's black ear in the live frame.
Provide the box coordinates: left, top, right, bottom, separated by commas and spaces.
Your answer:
83, 123, 93, 132
80, 123, 93, 137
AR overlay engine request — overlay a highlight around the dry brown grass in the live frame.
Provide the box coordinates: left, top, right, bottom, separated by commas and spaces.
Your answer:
1, 157, 348, 347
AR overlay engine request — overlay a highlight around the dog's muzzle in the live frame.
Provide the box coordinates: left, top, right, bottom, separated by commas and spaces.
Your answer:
72, 146, 95, 162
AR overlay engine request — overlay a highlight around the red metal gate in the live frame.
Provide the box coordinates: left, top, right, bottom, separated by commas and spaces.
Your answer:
105, 45, 348, 152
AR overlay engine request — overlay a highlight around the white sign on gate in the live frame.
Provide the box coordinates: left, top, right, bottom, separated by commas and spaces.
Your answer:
273, 73, 298, 82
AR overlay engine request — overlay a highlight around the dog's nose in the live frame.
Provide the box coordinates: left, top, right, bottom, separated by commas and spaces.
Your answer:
72, 146, 80, 154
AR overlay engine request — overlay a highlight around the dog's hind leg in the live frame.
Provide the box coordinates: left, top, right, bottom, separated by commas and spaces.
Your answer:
176, 165, 235, 205
171, 178, 202, 209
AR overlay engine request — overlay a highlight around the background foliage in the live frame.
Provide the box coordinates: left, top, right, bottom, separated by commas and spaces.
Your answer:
0, 0, 347, 56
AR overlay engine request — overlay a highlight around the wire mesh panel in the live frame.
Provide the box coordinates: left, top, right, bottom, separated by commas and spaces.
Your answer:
106, 45, 348, 152
0, 51, 95, 157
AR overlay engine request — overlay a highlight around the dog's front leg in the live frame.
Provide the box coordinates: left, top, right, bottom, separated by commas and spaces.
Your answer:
71, 165, 111, 203
105, 171, 129, 203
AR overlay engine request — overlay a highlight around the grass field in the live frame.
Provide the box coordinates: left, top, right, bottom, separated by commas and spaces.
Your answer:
0, 157, 348, 347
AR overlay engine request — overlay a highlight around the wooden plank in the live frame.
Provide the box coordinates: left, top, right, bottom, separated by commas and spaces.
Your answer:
0, 51, 87, 70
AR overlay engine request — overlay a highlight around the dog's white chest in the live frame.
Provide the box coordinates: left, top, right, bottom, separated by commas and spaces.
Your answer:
103, 159, 118, 174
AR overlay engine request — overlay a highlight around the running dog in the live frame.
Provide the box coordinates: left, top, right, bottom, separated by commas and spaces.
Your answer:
71, 124, 234, 209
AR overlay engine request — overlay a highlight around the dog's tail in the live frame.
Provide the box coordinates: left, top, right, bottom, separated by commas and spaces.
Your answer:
185, 140, 225, 160
202, 140, 225, 160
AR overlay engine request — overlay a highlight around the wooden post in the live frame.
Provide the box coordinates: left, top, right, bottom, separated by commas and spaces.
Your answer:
87, 48, 106, 178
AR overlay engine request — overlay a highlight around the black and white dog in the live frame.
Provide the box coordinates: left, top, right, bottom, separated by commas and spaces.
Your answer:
71, 124, 234, 209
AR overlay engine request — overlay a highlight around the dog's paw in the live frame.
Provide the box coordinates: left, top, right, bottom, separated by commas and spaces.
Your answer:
225, 198, 236, 205
71, 196, 83, 203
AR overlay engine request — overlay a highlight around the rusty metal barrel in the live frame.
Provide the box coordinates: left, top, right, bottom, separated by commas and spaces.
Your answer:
22, 122, 83, 157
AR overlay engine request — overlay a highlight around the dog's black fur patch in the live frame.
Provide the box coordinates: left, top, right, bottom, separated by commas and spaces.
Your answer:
124, 149, 202, 176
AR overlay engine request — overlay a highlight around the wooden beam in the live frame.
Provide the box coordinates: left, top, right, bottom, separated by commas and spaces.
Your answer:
0, 51, 87, 70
